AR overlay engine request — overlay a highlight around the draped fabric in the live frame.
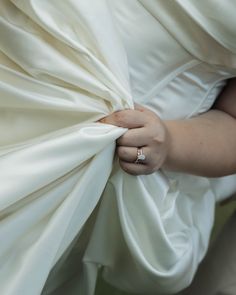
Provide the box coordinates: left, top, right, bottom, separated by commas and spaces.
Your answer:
1, 1, 236, 294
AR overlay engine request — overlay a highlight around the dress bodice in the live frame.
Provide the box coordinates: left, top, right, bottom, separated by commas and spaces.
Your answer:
110, 0, 235, 119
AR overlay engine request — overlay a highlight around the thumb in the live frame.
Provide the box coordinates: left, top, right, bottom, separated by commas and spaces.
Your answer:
99, 110, 145, 128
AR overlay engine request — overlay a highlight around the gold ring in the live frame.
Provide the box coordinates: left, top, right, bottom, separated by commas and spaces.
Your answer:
135, 148, 146, 164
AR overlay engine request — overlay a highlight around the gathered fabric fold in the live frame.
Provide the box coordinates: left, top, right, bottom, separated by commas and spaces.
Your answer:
1, 1, 236, 294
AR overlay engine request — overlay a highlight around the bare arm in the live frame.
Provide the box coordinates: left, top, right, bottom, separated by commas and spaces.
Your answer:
164, 78, 236, 177
101, 78, 236, 177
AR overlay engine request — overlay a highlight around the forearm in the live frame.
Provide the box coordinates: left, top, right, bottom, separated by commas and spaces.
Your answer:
100, 79, 236, 176
163, 109, 236, 177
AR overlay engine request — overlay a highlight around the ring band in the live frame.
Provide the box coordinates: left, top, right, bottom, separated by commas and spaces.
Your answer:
135, 148, 146, 164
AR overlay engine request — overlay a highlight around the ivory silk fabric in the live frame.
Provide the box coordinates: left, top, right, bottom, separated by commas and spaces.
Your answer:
1, 1, 236, 294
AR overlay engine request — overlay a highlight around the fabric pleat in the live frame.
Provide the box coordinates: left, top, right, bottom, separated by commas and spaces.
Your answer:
1, 1, 236, 294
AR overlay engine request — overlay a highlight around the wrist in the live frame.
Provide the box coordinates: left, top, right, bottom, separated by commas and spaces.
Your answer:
161, 120, 181, 172
160, 120, 173, 171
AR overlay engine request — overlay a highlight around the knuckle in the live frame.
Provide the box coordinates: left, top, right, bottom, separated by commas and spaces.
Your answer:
144, 167, 154, 175
117, 131, 129, 145
153, 128, 166, 144
117, 146, 126, 157
120, 161, 130, 173
121, 132, 129, 142
120, 161, 138, 175
114, 112, 127, 126
144, 161, 157, 174
149, 166, 157, 174
117, 134, 125, 146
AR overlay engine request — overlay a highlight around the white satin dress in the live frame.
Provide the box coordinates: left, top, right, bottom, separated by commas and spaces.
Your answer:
1, 1, 236, 294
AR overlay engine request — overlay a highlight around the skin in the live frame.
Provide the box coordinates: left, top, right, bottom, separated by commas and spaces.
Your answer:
100, 78, 236, 177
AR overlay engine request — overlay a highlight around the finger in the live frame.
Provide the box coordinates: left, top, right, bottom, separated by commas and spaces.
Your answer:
119, 160, 153, 176
117, 146, 138, 163
99, 110, 148, 128
116, 127, 148, 147
134, 103, 145, 112
118, 146, 150, 164
134, 103, 151, 113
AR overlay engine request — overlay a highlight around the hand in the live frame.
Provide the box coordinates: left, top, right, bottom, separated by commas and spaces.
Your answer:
100, 104, 170, 175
